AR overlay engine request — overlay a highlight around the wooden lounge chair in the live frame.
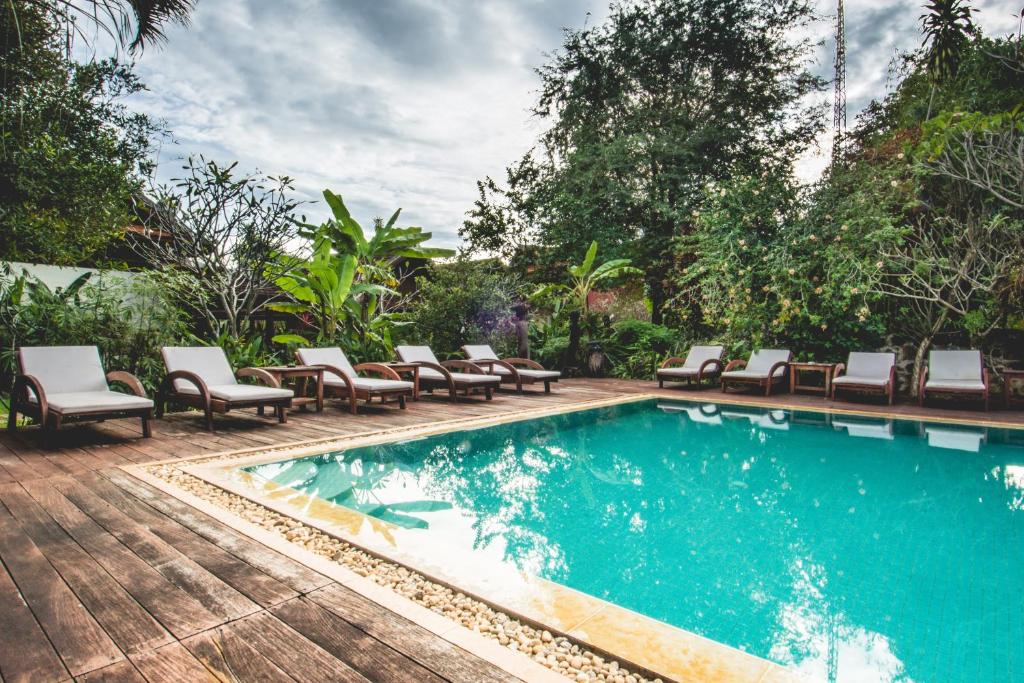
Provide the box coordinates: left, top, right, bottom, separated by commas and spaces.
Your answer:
461, 344, 560, 393
157, 346, 293, 430
8, 345, 154, 438
296, 347, 414, 414
720, 349, 792, 396
831, 352, 897, 405
657, 345, 725, 389
918, 349, 990, 411
395, 345, 501, 401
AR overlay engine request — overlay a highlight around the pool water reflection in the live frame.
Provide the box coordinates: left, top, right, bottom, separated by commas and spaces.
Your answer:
244, 400, 1024, 683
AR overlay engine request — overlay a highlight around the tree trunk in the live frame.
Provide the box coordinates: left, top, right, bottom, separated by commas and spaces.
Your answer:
566, 310, 581, 369
910, 310, 948, 397
649, 277, 665, 325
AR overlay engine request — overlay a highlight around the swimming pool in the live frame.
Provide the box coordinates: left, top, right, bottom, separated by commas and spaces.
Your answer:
241, 400, 1024, 682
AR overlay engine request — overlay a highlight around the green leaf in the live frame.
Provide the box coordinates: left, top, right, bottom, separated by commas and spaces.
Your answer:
272, 333, 310, 345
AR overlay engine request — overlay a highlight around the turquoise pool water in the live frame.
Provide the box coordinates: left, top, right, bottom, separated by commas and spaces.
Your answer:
244, 400, 1024, 682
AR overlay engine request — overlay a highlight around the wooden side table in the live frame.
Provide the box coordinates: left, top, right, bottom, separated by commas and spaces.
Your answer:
259, 365, 324, 412
789, 362, 837, 398
1004, 369, 1024, 409
384, 362, 421, 400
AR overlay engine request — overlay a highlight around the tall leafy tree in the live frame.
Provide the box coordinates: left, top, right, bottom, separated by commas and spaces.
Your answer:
19, 0, 195, 52
463, 0, 824, 322
0, 1, 159, 265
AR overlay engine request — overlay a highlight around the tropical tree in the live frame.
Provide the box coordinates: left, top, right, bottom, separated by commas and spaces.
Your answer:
19, 0, 195, 52
921, 0, 976, 84
536, 241, 642, 315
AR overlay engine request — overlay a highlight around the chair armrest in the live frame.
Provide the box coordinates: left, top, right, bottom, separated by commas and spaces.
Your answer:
982, 367, 990, 389
236, 367, 281, 388
441, 359, 488, 375
833, 363, 846, 378
354, 363, 402, 381
888, 365, 896, 388
918, 366, 928, 397
724, 359, 747, 372
697, 358, 723, 381
660, 356, 688, 369
106, 371, 148, 397
12, 374, 47, 422
502, 357, 546, 370
484, 359, 521, 376
412, 361, 457, 394
162, 370, 211, 406
768, 361, 790, 380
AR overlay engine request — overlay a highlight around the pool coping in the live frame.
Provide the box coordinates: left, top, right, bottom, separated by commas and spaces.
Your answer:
127, 394, 1018, 683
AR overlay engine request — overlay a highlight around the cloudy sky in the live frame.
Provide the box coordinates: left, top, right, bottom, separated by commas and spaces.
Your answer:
118, 0, 1022, 249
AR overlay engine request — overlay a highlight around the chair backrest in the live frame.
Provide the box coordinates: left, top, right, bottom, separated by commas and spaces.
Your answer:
296, 347, 357, 382
929, 349, 983, 381
845, 351, 895, 379
395, 345, 444, 378
19, 346, 108, 394
684, 345, 725, 368
463, 345, 498, 361
162, 347, 237, 391
746, 349, 791, 376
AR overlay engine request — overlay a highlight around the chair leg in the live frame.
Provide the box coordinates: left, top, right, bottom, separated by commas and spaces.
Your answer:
278, 405, 288, 423
204, 408, 214, 431
485, 387, 493, 401
765, 381, 772, 396
141, 411, 153, 438
399, 395, 407, 409
545, 381, 551, 394
6, 405, 17, 431
349, 398, 358, 415
658, 379, 663, 388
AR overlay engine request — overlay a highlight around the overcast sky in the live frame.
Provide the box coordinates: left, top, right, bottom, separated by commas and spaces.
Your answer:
120, 0, 1023, 249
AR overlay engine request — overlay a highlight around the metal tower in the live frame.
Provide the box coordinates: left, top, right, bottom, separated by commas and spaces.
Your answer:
832, 0, 847, 167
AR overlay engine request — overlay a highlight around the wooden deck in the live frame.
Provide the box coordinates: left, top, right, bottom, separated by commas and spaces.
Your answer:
1, 378, 1021, 682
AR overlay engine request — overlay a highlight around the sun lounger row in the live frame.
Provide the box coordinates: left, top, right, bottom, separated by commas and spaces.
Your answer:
657, 346, 991, 409
7, 343, 561, 439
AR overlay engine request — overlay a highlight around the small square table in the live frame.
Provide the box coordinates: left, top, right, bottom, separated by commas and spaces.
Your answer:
383, 362, 421, 400
789, 362, 838, 398
259, 365, 324, 412
1003, 369, 1024, 409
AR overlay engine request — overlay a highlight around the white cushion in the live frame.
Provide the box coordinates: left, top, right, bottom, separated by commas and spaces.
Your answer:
176, 384, 293, 401
396, 346, 445, 378
513, 369, 560, 381
683, 345, 725, 368
658, 366, 701, 378
845, 352, 895, 380
929, 350, 983, 382
745, 349, 791, 376
162, 347, 237, 391
34, 390, 153, 414
296, 347, 357, 380
20, 346, 108, 394
925, 379, 987, 392
463, 344, 498, 360
832, 375, 889, 387
422, 372, 500, 385
323, 377, 413, 392
722, 369, 786, 381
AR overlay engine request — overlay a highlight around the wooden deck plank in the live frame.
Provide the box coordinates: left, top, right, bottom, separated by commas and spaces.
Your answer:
20, 481, 224, 639
183, 625, 295, 683
228, 611, 370, 682
74, 660, 146, 683
0, 504, 123, 676
85, 473, 299, 608
103, 469, 330, 595
0, 555, 70, 683
309, 584, 521, 683
0, 484, 173, 655
51, 477, 260, 623
129, 643, 218, 682
270, 596, 447, 683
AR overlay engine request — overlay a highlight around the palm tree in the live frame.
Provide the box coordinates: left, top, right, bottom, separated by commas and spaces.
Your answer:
23, 0, 195, 52
921, 0, 976, 118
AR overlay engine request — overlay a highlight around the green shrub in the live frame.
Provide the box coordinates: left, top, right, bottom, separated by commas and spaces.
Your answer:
603, 319, 685, 379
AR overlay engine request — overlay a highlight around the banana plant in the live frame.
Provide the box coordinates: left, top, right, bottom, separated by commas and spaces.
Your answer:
533, 240, 642, 313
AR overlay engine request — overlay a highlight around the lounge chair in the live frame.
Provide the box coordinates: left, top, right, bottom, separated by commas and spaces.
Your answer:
7, 346, 154, 438
395, 345, 501, 401
918, 349, 990, 410
656, 345, 725, 389
831, 352, 896, 404
158, 346, 293, 430
295, 347, 414, 414
460, 344, 560, 393
720, 349, 792, 396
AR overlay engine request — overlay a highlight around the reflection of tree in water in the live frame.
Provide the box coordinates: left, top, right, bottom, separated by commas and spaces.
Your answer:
251, 450, 452, 529
249, 403, 1024, 682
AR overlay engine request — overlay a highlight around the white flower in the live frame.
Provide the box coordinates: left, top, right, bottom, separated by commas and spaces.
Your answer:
787, 268, 796, 276
897, 152, 905, 160
876, 261, 884, 269
890, 180, 899, 188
